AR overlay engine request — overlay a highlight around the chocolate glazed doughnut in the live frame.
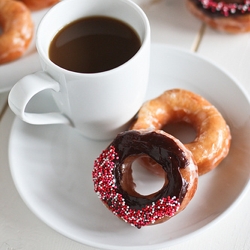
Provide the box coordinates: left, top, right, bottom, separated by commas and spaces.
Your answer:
186, 0, 250, 33
92, 130, 198, 228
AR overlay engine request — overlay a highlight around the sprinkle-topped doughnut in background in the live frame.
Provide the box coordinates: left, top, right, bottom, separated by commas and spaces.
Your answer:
92, 130, 198, 228
186, 0, 250, 33
192, 0, 250, 17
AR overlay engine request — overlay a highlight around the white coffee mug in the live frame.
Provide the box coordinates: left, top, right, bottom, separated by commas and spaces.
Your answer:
8, 0, 150, 140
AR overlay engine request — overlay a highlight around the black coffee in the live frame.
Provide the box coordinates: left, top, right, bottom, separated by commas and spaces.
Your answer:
49, 16, 141, 73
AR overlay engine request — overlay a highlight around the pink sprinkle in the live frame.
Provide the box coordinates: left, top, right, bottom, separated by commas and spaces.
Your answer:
92, 146, 180, 228
198, 0, 250, 16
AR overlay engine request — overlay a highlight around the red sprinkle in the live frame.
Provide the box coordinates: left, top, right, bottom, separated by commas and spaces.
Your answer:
92, 145, 180, 228
198, 0, 250, 16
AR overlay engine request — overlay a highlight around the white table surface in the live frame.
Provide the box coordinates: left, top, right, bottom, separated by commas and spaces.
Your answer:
1, 0, 250, 249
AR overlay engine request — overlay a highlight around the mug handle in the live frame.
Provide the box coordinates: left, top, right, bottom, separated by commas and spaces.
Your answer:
8, 71, 71, 125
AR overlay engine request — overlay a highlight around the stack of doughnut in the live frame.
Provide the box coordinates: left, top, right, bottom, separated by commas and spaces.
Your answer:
0, 0, 59, 64
186, 0, 250, 33
92, 88, 231, 228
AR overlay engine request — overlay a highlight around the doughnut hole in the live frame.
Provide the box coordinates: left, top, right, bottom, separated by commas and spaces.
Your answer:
162, 121, 197, 144
120, 155, 167, 198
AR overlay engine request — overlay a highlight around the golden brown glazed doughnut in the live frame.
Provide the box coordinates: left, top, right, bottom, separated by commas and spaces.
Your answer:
92, 130, 198, 228
186, 0, 250, 33
131, 89, 231, 176
20, 0, 59, 11
0, 0, 33, 64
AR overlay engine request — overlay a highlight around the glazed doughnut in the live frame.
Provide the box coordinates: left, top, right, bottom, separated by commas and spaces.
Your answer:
92, 130, 198, 228
0, 0, 33, 64
186, 0, 250, 33
20, 0, 60, 11
131, 89, 231, 176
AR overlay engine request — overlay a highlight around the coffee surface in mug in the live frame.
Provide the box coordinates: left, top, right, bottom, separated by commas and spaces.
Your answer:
49, 16, 141, 73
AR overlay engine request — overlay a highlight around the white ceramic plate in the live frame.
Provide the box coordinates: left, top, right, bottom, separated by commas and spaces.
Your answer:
0, 8, 50, 92
8, 44, 250, 249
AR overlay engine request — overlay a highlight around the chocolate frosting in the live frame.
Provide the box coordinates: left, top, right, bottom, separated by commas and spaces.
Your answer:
112, 130, 188, 210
